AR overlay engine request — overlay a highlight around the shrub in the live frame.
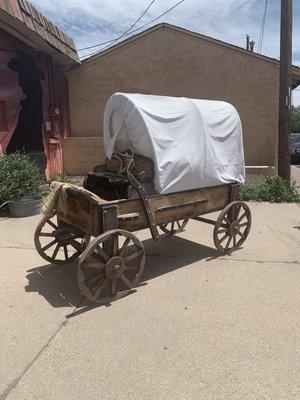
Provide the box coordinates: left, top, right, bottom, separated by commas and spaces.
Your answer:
240, 176, 300, 203
50, 173, 75, 184
0, 152, 45, 201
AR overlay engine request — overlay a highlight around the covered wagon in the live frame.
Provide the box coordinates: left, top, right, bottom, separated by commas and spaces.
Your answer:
34, 93, 251, 304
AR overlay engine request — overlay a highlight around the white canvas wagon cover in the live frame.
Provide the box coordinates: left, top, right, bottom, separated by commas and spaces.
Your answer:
103, 93, 245, 194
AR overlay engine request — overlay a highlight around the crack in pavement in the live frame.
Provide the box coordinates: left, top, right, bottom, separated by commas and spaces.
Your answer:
218, 257, 300, 265
0, 297, 82, 400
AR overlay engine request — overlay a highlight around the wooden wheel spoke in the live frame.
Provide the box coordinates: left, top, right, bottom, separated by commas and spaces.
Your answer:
82, 261, 106, 270
239, 222, 248, 227
120, 274, 132, 289
220, 222, 229, 228
52, 244, 60, 259
225, 236, 232, 251
124, 249, 143, 262
233, 234, 237, 247
119, 237, 131, 256
93, 278, 108, 300
124, 265, 138, 271
85, 272, 104, 285
111, 279, 117, 296
94, 245, 109, 262
46, 219, 58, 229
223, 216, 230, 225
69, 239, 82, 251
113, 235, 119, 256
236, 230, 244, 239
219, 233, 229, 244
41, 239, 57, 252
39, 232, 54, 237
234, 204, 241, 220
217, 228, 229, 234
63, 245, 68, 260
238, 210, 248, 222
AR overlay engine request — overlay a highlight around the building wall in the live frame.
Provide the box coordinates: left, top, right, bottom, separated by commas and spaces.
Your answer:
67, 27, 280, 167
62, 137, 104, 175
0, 29, 71, 177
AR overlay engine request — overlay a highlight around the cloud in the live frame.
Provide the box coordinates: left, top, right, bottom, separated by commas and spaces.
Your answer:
30, 0, 300, 104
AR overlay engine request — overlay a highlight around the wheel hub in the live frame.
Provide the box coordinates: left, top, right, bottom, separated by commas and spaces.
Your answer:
105, 256, 125, 279
53, 228, 75, 245
229, 221, 240, 236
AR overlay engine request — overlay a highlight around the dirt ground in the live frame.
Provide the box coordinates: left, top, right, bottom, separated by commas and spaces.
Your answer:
0, 202, 299, 400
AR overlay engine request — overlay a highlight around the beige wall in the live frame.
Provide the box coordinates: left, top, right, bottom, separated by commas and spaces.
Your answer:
62, 137, 104, 175
67, 27, 281, 167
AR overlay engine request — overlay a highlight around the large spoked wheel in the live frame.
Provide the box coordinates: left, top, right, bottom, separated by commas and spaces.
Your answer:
159, 219, 189, 235
34, 214, 89, 265
78, 229, 145, 304
213, 201, 251, 253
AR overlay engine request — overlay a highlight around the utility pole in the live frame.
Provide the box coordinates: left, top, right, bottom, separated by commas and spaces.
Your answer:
278, 0, 292, 184
246, 34, 250, 51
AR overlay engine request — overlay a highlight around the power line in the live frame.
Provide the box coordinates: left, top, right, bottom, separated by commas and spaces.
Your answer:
81, 0, 185, 60
77, 0, 157, 53
257, 0, 268, 53
103, 0, 157, 49
78, 31, 252, 54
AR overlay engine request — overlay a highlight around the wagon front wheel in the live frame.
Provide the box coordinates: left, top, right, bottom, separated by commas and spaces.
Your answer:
78, 229, 145, 304
213, 201, 251, 253
34, 214, 89, 265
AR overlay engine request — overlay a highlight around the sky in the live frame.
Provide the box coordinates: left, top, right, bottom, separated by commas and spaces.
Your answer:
31, 0, 300, 105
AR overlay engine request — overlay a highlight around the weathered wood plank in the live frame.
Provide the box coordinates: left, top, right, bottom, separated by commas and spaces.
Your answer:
114, 184, 231, 232
57, 184, 232, 235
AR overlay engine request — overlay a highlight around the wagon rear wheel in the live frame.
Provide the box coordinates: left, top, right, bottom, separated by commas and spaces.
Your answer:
213, 201, 251, 253
34, 214, 88, 265
159, 219, 189, 235
78, 229, 145, 304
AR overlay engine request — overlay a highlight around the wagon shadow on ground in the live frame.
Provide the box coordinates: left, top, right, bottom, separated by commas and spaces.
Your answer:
25, 234, 222, 317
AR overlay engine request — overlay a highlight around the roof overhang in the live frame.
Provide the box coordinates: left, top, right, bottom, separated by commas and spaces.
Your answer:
0, 1, 79, 67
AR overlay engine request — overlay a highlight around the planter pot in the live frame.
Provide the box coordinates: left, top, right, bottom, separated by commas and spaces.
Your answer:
8, 196, 43, 218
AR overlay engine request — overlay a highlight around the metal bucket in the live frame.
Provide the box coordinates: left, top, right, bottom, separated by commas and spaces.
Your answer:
7, 196, 43, 218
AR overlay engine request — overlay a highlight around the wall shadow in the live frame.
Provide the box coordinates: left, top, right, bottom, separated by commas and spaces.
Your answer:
25, 235, 221, 316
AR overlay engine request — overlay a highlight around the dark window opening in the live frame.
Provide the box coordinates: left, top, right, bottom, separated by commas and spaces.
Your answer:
6, 53, 44, 154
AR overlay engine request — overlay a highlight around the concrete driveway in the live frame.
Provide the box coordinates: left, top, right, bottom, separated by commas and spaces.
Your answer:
0, 202, 299, 400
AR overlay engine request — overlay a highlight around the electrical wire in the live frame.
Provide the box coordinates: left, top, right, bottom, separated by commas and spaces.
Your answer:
81, 0, 185, 60
73, 0, 156, 53
257, 0, 268, 53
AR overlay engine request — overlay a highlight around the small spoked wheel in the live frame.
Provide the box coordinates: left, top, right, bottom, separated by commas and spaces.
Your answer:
213, 201, 251, 253
160, 219, 189, 235
78, 229, 145, 304
34, 214, 89, 265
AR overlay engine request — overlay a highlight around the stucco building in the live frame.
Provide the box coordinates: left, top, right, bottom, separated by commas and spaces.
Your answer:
0, 0, 79, 177
65, 23, 300, 175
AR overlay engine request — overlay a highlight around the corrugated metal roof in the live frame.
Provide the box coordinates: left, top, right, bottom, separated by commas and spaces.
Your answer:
0, 0, 79, 62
